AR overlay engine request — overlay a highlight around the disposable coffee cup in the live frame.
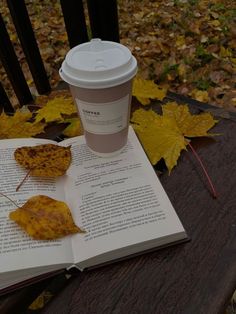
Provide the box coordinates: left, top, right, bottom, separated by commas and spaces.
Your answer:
59, 38, 137, 157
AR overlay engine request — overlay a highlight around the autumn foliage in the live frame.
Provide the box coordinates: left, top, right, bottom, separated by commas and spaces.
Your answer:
14, 144, 72, 177
9, 195, 84, 240
1, 78, 219, 239
131, 102, 217, 172
0, 0, 235, 109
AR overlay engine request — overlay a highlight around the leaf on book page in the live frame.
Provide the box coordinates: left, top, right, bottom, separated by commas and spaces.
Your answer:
0, 111, 45, 139
14, 144, 72, 177
9, 195, 84, 240
34, 97, 77, 123
131, 102, 218, 172
132, 77, 167, 105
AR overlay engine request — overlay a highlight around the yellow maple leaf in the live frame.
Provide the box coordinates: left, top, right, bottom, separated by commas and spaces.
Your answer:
130, 107, 161, 126
35, 90, 72, 106
14, 144, 72, 177
132, 77, 167, 105
9, 195, 84, 240
162, 102, 217, 137
0, 111, 45, 139
132, 109, 187, 171
35, 97, 77, 123
63, 118, 83, 137
131, 103, 218, 172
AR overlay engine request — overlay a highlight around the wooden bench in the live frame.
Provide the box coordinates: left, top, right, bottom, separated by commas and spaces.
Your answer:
0, 1, 235, 313
0, 96, 236, 313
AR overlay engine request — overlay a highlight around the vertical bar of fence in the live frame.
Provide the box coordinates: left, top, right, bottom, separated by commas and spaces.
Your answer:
60, 0, 89, 48
7, 0, 51, 95
0, 12, 33, 107
87, 0, 120, 42
0, 82, 14, 113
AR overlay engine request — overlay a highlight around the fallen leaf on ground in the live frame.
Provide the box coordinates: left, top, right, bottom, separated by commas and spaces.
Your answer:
9, 195, 84, 240
132, 77, 167, 105
131, 102, 218, 172
14, 144, 71, 177
35, 97, 77, 123
1, 1, 235, 109
0, 111, 45, 139
190, 89, 209, 103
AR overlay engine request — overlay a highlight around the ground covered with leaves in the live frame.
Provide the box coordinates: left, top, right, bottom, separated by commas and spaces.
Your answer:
119, 0, 236, 109
0, 0, 235, 110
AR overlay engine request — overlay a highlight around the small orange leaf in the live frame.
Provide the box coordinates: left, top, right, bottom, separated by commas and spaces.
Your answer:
9, 195, 84, 240
28, 291, 53, 310
14, 144, 71, 177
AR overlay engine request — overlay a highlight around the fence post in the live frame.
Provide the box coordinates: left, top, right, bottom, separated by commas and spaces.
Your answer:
0, 82, 14, 113
7, 0, 51, 95
87, 0, 120, 42
60, 0, 89, 48
0, 12, 33, 107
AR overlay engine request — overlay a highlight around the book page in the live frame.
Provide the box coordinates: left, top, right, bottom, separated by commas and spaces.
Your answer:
61, 127, 186, 265
0, 138, 73, 274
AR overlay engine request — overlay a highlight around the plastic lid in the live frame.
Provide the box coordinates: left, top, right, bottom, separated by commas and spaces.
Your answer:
59, 39, 137, 89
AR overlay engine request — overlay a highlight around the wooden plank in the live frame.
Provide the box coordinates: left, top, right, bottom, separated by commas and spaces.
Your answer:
60, 0, 89, 48
0, 12, 33, 106
40, 115, 236, 314
167, 91, 236, 120
0, 99, 235, 313
7, 0, 51, 95
0, 277, 54, 314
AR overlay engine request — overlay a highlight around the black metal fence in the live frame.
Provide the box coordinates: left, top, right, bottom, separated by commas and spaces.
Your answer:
0, 0, 119, 112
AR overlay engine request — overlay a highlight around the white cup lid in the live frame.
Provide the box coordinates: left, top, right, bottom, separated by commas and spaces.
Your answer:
59, 38, 137, 89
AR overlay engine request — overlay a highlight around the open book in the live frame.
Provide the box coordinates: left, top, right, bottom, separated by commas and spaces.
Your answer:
0, 126, 187, 293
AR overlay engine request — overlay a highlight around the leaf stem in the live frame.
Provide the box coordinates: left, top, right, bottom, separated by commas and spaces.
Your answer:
188, 142, 217, 198
0, 192, 20, 208
16, 169, 31, 192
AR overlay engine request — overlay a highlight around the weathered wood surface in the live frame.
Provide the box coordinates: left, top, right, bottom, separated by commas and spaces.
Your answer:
39, 115, 236, 314
0, 102, 236, 314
